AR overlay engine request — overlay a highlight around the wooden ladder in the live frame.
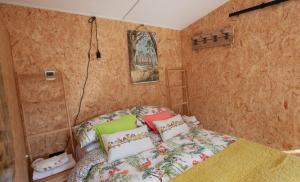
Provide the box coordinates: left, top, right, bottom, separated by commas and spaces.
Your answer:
165, 68, 190, 115
16, 72, 75, 161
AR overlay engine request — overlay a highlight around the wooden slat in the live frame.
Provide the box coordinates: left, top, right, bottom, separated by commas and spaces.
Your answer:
33, 168, 72, 182
21, 101, 68, 136
165, 68, 172, 108
27, 128, 69, 138
165, 68, 190, 115
18, 73, 65, 104
169, 85, 187, 89
20, 96, 65, 104
17, 72, 63, 80
183, 70, 191, 115
29, 130, 69, 160
167, 69, 185, 72
17, 72, 75, 161
173, 102, 188, 107
61, 75, 75, 157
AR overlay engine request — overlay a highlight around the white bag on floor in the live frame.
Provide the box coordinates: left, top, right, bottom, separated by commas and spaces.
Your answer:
32, 152, 69, 172
32, 154, 76, 180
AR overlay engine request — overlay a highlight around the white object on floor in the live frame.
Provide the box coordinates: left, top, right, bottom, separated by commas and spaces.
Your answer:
32, 152, 69, 172
32, 154, 75, 181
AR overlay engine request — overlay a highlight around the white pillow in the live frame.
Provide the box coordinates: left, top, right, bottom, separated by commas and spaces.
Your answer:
101, 126, 155, 162
153, 114, 190, 141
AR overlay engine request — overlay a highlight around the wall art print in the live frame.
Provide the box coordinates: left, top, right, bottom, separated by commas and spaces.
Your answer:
127, 30, 159, 84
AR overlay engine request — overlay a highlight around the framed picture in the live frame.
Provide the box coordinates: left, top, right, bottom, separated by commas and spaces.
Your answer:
127, 30, 159, 84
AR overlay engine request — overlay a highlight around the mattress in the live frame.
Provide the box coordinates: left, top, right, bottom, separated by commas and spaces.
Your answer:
68, 128, 236, 182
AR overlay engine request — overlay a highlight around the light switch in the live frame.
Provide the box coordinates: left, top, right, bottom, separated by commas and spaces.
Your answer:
44, 70, 56, 80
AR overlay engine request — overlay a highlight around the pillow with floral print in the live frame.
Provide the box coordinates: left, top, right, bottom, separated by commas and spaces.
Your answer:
102, 126, 155, 162
153, 114, 190, 141
72, 109, 131, 148
130, 106, 175, 126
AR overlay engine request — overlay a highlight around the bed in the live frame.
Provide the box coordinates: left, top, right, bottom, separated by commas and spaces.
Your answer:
69, 128, 235, 182
68, 106, 300, 182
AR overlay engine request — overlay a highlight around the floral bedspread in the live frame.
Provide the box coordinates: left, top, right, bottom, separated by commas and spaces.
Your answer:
69, 129, 236, 182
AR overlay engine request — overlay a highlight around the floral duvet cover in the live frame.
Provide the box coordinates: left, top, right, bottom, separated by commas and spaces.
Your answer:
68, 129, 236, 182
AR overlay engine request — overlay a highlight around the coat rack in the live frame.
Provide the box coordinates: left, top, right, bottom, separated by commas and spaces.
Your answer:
192, 27, 234, 50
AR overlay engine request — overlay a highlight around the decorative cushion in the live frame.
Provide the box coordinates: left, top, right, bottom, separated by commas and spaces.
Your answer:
72, 109, 132, 148
143, 111, 174, 133
101, 126, 155, 162
131, 106, 175, 126
94, 115, 137, 151
153, 115, 190, 141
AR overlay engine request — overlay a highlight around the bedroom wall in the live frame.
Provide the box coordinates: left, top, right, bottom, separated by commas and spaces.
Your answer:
0, 15, 29, 182
181, 0, 300, 150
0, 4, 183, 158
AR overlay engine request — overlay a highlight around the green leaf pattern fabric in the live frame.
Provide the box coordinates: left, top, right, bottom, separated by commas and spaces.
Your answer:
69, 128, 236, 182
72, 109, 132, 148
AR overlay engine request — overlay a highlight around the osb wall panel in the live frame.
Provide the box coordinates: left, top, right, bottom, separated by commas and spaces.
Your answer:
29, 131, 68, 158
0, 4, 182, 157
0, 15, 28, 182
22, 102, 68, 135
18, 73, 68, 136
18, 74, 65, 103
181, 0, 300, 150
17, 73, 71, 159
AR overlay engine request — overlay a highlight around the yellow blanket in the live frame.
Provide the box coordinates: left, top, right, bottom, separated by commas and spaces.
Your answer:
171, 139, 300, 182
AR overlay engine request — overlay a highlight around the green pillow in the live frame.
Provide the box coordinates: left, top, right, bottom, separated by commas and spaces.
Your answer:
94, 114, 137, 151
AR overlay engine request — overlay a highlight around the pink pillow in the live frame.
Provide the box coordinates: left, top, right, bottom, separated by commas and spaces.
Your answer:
143, 111, 174, 133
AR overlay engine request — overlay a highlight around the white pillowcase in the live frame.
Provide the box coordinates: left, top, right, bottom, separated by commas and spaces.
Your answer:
153, 114, 190, 141
101, 126, 154, 162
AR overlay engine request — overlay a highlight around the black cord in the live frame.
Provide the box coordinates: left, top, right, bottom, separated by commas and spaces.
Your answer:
64, 16, 97, 151
89, 16, 101, 59
73, 17, 95, 124
94, 19, 101, 59
95, 19, 99, 51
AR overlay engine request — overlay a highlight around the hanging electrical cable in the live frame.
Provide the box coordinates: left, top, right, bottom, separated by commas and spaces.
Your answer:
64, 16, 101, 151
73, 16, 100, 124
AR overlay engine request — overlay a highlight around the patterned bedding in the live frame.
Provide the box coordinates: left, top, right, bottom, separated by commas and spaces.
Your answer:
68, 128, 236, 182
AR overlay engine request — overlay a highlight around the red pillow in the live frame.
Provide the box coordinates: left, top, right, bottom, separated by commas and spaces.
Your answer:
143, 111, 174, 133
